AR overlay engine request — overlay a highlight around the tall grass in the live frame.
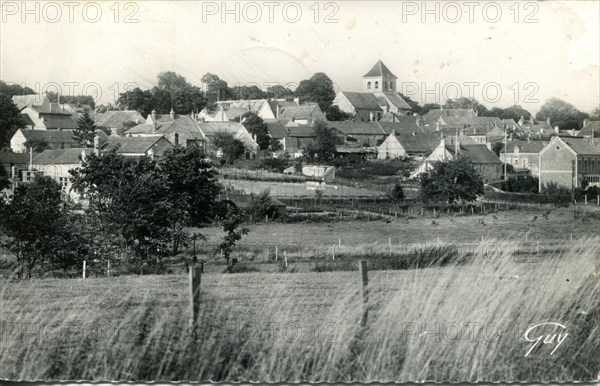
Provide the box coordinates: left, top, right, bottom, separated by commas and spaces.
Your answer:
1, 237, 598, 382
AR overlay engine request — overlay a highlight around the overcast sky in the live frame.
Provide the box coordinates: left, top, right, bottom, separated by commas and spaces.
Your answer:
1, 0, 598, 114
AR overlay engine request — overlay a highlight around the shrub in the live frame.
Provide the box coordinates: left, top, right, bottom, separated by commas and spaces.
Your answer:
246, 190, 281, 220
224, 262, 260, 273
387, 183, 405, 203
260, 157, 290, 173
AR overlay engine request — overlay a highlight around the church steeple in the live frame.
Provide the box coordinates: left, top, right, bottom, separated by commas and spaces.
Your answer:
362, 60, 397, 93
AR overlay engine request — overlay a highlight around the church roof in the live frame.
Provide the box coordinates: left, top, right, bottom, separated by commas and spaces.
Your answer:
363, 60, 397, 79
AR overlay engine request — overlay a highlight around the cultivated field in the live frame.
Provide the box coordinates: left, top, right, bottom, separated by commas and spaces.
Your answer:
1, 207, 599, 382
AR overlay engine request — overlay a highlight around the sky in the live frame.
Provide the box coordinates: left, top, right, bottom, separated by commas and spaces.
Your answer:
1, 0, 599, 114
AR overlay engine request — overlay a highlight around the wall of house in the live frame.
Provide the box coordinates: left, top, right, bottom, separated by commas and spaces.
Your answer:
473, 163, 502, 183
539, 142, 575, 190
32, 163, 81, 200
500, 152, 541, 176
377, 136, 405, 159
333, 93, 357, 116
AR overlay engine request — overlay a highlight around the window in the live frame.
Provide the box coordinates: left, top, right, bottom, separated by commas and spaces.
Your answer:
555, 145, 561, 151
58, 177, 69, 188
174, 133, 179, 146
367, 82, 371, 89
374, 81, 379, 89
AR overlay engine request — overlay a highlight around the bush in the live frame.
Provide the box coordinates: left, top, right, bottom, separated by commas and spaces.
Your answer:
502, 175, 539, 193
246, 190, 281, 220
259, 157, 290, 173
224, 262, 260, 273
387, 183, 405, 203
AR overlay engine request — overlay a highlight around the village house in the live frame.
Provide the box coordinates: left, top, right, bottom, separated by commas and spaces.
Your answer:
499, 140, 547, 176
0, 152, 30, 188
377, 130, 439, 160
127, 109, 206, 149
10, 129, 79, 153
538, 136, 600, 191
333, 60, 412, 121
517, 116, 557, 140
95, 110, 146, 135
421, 108, 478, 128
101, 136, 173, 159
410, 138, 503, 182
12, 94, 78, 130
328, 121, 386, 146
29, 148, 93, 199
578, 119, 600, 149
198, 121, 259, 159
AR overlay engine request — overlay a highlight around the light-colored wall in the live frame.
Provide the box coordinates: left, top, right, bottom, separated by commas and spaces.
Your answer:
377, 135, 405, 159
539, 140, 576, 190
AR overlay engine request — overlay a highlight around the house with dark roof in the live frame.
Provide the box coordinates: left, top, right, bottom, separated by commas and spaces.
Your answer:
0, 152, 30, 184
198, 121, 259, 159
101, 136, 172, 159
499, 140, 548, 176
333, 60, 412, 122
538, 136, 600, 190
328, 121, 385, 146
13, 95, 78, 130
10, 129, 79, 153
377, 130, 440, 160
30, 148, 93, 197
95, 110, 146, 135
578, 120, 600, 149
422, 108, 478, 127
411, 138, 503, 182
128, 110, 206, 149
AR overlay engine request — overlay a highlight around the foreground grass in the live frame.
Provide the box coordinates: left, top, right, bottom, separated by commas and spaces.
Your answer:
1, 237, 598, 382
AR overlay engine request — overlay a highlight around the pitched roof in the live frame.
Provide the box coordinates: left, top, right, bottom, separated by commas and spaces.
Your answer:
374, 92, 412, 110
20, 113, 35, 127
102, 136, 171, 154
423, 109, 477, 125
32, 148, 91, 165
128, 116, 204, 139
264, 120, 288, 139
199, 121, 245, 137
504, 140, 547, 154
578, 120, 600, 137
379, 117, 424, 134
286, 125, 315, 137
0, 152, 29, 165
328, 121, 384, 136
277, 103, 325, 121
95, 110, 145, 128
18, 129, 78, 144
445, 144, 503, 164
561, 137, 600, 155
11, 94, 48, 110
363, 60, 397, 79
339, 92, 382, 111
336, 146, 377, 154
392, 132, 440, 154
38, 113, 78, 129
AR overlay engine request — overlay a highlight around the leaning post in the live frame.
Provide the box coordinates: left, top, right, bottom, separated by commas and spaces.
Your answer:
359, 260, 368, 327
188, 266, 202, 328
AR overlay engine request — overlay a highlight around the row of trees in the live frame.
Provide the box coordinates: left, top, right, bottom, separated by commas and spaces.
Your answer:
0, 145, 247, 279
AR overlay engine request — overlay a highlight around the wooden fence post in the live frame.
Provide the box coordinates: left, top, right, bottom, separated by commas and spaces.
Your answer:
107, 261, 111, 277
284, 251, 288, 269
188, 266, 202, 328
389, 237, 392, 256
359, 260, 368, 327
275, 245, 278, 261
332, 245, 335, 260
82, 260, 86, 279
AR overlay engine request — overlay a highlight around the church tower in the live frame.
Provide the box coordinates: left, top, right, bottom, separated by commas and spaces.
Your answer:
362, 60, 397, 93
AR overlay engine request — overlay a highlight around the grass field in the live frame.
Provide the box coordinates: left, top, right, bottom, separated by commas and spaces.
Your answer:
1, 207, 599, 382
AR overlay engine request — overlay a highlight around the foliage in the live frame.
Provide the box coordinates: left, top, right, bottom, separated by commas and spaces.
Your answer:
211, 132, 246, 164
246, 190, 281, 220
215, 202, 249, 267
492, 142, 504, 156
0, 95, 26, 150
260, 157, 290, 173
201, 73, 233, 107
117, 120, 138, 137
420, 157, 484, 204
387, 183, 405, 203
0, 80, 35, 96
24, 138, 49, 153
72, 112, 97, 147
398, 93, 422, 115
419, 103, 441, 116
443, 97, 490, 116
303, 120, 337, 162
241, 112, 270, 150
488, 104, 531, 122
535, 98, 590, 130
70, 151, 186, 263
0, 176, 86, 278
541, 181, 572, 197
0, 160, 10, 191
325, 105, 352, 121
501, 175, 539, 193
295, 72, 336, 112
266, 85, 294, 99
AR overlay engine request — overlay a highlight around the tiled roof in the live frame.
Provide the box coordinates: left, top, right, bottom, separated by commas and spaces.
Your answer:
95, 110, 144, 128
561, 137, 600, 155
578, 121, 600, 137
445, 144, 502, 164
129, 116, 204, 140
0, 152, 29, 165
375, 92, 412, 111
277, 104, 325, 121
336, 146, 377, 154
363, 60, 397, 79
264, 120, 288, 139
339, 92, 382, 111
199, 121, 245, 137
19, 129, 78, 144
393, 132, 440, 154
39, 113, 78, 129
286, 125, 315, 138
423, 109, 477, 125
379, 117, 424, 134
328, 121, 384, 136
32, 148, 91, 165
102, 136, 171, 154
505, 140, 547, 153
21, 113, 35, 127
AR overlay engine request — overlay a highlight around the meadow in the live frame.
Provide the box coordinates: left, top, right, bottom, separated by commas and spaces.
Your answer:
0, 206, 599, 382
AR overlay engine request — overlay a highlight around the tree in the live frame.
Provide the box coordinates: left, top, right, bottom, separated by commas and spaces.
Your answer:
444, 97, 490, 116
159, 144, 221, 227
0, 81, 35, 96
325, 105, 352, 121
295, 72, 336, 112
117, 87, 154, 117
215, 202, 248, 268
536, 98, 590, 130
398, 93, 422, 115
157, 71, 188, 93
266, 84, 294, 99
117, 120, 138, 137
202, 73, 233, 107
241, 112, 270, 150
492, 142, 504, 157
72, 112, 96, 147
0, 95, 26, 150
0, 161, 10, 191
70, 152, 181, 263
590, 107, 600, 120
419, 157, 484, 204
420, 103, 441, 115
388, 183, 405, 203
211, 132, 246, 164
303, 120, 338, 162
0, 176, 81, 279
488, 105, 531, 122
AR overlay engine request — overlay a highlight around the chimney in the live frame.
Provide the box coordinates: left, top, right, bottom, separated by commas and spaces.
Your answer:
392, 113, 396, 122
29, 147, 33, 171
276, 104, 280, 119
170, 108, 175, 120
440, 106, 443, 111
546, 117, 551, 127
151, 109, 157, 133
220, 105, 225, 121
530, 115, 535, 125
93, 135, 99, 156
554, 125, 559, 134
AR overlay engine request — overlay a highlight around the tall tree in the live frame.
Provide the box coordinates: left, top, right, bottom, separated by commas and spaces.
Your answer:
266, 85, 294, 99
444, 97, 490, 116
398, 93, 422, 115
303, 120, 338, 162
419, 157, 484, 204
241, 112, 270, 150
535, 98, 590, 130
295, 72, 336, 112
117, 87, 154, 117
201, 73, 233, 107
157, 71, 188, 93
325, 105, 352, 121
72, 112, 97, 147
0, 80, 35, 96
0, 95, 26, 150
211, 132, 246, 164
